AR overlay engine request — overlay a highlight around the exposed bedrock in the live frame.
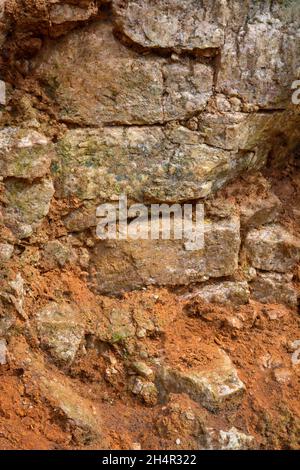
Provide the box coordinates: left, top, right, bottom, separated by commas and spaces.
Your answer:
0, 0, 300, 299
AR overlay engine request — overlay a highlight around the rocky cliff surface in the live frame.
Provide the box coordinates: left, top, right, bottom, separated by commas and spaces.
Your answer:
0, 0, 299, 450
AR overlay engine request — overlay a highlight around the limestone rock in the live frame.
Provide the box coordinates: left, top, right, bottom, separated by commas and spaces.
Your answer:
273, 368, 292, 385
41, 240, 74, 270
0, 338, 7, 365
22, 352, 102, 445
0, 127, 53, 179
38, 373, 100, 443
63, 203, 98, 232
5, 0, 98, 38
239, 192, 281, 229
186, 281, 250, 306
95, 306, 136, 344
217, 1, 300, 109
113, 1, 300, 109
35, 302, 85, 364
0, 272, 25, 334
131, 377, 158, 406
0, 242, 14, 263
113, 0, 226, 52
218, 427, 255, 450
250, 273, 298, 307
33, 21, 213, 125
198, 111, 300, 160
245, 225, 300, 273
3, 178, 54, 238
157, 348, 245, 412
54, 126, 255, 204
49, 1, 98, 25
91, 293, 176, 345
131, 361, 154, 380
89, 216, 240, 295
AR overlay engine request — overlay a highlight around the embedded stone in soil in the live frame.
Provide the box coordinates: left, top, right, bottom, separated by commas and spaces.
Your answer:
156, 346, 245, 412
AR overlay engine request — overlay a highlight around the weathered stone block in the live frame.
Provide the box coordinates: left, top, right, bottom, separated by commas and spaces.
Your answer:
250, 272, 298, 307
35, 302, 85, 364
217, 2, 300, 108
3, 178, 54, 238
157, 347, 245, 412
113, 0, 227, 52
245, 225, 300, 273
54, 126, 256, 203
33, 21, 213, 125
0, 127, 53, 179
89, 216, 240, 295
186, 281, 250, 306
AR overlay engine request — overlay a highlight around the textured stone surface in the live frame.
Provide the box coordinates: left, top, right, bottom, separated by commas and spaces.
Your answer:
41, 240, 74, 271
4, 0, 98, 38
250, 273, 298, 307
23, 357, 101, 444
49, 1, 98, 25
157, 347, 245, 412
186, 281, 250, 306
89, 216, 240, 294
113, 0, 227, 52
0, 127, 53, 179
33, 21, 213, 125
3, 178, 54, 238
0, 273, 26, 340
0, 0, 299, 451
216, 1, 300, 108
113, 0, 300, 108
0, 338, 7, 365
0, 242, 14, 263
54, 126, 256, 203
198, 110, 300, 157
245, 225, 300, 273
239, 191, 281, 229
35, 302, 85, 364
218, 427, 255, 450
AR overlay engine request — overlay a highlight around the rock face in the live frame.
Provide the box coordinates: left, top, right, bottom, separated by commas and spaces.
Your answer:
21, 351, 102, 444
3, 0, 99, 38
0, 242, 13, 263
3, 178, 54, 239
218, 427, 255, 450
0, 338, 7, 365
0, 0, 300, 450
